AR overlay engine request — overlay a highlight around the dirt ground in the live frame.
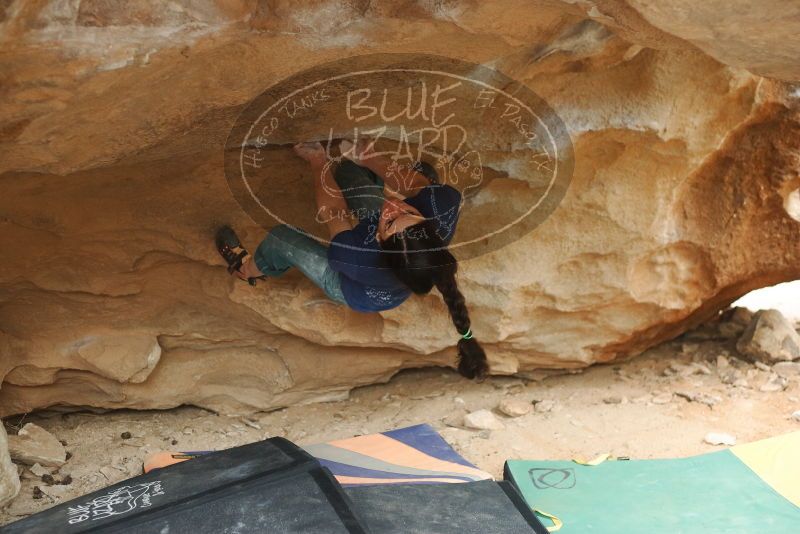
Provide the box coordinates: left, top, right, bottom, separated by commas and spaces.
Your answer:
2, 331, 799, 526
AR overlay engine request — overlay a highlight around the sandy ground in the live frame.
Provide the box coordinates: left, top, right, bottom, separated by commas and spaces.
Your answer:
2, 331, 800, 526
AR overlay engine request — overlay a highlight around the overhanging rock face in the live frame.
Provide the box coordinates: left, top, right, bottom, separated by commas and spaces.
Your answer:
1, 0, 799, 416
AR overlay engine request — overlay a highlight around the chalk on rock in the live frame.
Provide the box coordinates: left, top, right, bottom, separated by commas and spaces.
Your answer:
736, 309, 800, 362
498, 399, 532, 417
6, 423, 66, 467
463, 409, 505, 430
704, 432, 736, 446
791, 410, 800, 422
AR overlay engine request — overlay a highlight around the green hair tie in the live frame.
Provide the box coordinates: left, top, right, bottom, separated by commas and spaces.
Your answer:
461, 329, 473, 340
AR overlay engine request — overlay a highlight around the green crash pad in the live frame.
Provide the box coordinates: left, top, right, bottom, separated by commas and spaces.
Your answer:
504, 437, 800, 534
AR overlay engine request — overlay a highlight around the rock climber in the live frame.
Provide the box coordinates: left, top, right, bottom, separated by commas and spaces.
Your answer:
216, 139, 488, 379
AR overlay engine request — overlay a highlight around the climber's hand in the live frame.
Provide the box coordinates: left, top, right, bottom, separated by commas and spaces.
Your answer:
293, 141, 327, 165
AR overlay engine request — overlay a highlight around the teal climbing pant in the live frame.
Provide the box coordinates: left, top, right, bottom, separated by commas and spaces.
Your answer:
252, 160, 385, 305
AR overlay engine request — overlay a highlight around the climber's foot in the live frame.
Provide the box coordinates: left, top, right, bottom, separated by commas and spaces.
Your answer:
215, 226, 261, 286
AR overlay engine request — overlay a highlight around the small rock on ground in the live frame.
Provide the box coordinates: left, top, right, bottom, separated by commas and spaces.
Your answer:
1, 425, 21, 508
759, 375, 788, 393
733, 378, 750, 388
28, 464, 51, 478
652, 393, 673, 405
534, 400, 556, 413
463, 410, 505, 430
39, 484, 68, 500
728, 307, 755, 327
716, 307, 754, 338
6, 424, 66, 467
736, 309, 800, 362
498, 399, 532, 417
773, 362, 800, 377
675, 391, 721, 407
99, 466, 121, 482
704, 432, 736, 446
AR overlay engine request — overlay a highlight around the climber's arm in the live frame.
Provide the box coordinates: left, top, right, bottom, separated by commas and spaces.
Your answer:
314, 161, 353, 239
343, 139, 429, 199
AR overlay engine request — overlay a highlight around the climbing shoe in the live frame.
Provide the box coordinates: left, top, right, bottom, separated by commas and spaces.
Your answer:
215, 226, 262, 286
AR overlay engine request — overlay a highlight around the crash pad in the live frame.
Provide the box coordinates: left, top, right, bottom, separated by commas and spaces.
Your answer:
144, 424, 493, 486
504, 432, 800, 533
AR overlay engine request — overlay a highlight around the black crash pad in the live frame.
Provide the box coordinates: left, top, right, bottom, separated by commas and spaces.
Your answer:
1, 437, 366, 534
346, 480, 549, 534
2, 437, 548, 533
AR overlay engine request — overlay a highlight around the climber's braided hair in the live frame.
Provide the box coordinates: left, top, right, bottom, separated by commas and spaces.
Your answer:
380, 218, 489, 379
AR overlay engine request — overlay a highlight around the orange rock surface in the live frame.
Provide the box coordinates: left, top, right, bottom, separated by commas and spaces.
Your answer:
0, 1, 798, 416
